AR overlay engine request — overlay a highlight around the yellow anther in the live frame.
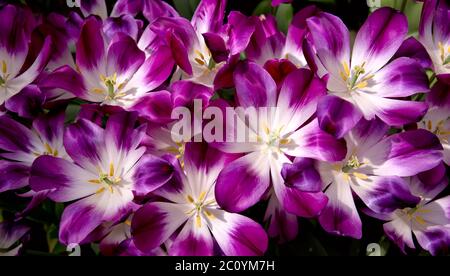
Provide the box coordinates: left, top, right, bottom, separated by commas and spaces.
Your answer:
117, 82, 125, 91
100, 74, 107, 82
96, 187, 106, 194
204, 209, 215, 219
109, 185, 114, 193
195, 50, 205, 61
353, 172, 369, 180
44, 143, 53, 154
92, 88, 104, 94
342, 61, 350, 77
198, 191, 206, 202
1, 60, 6, 74
354, 81, 368, 89
342, 173, 350, 182
195, 58, 205, 65
279, 138, 290, 145
124, 220, 131, 226
427, 120, 433, 130
438, 42, 445, 61
187, 195, 195, 203
109, 163, 115, 177
196, 214, 202, 228
88, 179, 101, 184
415, 215, 427, 226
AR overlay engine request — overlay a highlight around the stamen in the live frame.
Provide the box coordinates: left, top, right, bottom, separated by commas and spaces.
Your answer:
88, 179, 101, 184
195, 58, 205, 65
109, 163, 115, 177
415, 215, 426, 226
204, 209, 214, 219
196, 214, 202, 228
96, 187, 106, 194
1, 60, 7, 74
353, 172, 369, 180
198, 191, 206, 202
187, 195, 195, 203
427, 120, 433, 130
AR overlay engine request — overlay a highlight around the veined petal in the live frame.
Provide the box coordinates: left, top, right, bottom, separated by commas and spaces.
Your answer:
352, 93, 428, 126
317, 95, 362, 139
38, 65, 87, 98
272, 159, 328, 218
383, 217, 415, 254
281, 158, 322, 193
169, 218, 214, 256
215, 151, 270, 213
132, 202, 189, 253
286, 119, 347, 162
80, 0, 108, 19
264, 195, 298, 242
5, 85, 45, 119
129, 90, 173, 123
306, 12, 350, 66
191, 0, 226, 34
351, 175, 420, 214
351, 7, 407, 74
0, 161, 29, 193
30, 155, 98, 202
106, 34, 145, 79
64, 119, 105, 172
208, 209, 268, 256
412, 163, 448, 201
393, 37, 432, 69
76, 17, 106, 74
132, 154, 177, 196
5, 37, 52, 99
276, 68, 326, 133
370, 57, 429, 97
368, 129, 443, 177
414, 226, 450, 256
234, 62, 277, 108
59, 195, 106, 245
124, 46, 174, 95
318, 179, 362, 239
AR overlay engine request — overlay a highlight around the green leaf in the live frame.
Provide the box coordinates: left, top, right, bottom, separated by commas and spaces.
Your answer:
65, 104, 81, 124
276, 4, 293, 34
173, 0, 200, 19
253, 0, 272, 16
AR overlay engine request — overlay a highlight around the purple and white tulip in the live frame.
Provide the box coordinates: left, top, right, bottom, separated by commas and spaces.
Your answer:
132, 142, 268, 256
214, 62, 346, 241
29, 112, 171, 245
419, 0, 450, 78
365, 164, 450, 255
316, 118, 443, 239
0, 5, 52, 106
306, 8, 429, 129
42, 17, 174, 108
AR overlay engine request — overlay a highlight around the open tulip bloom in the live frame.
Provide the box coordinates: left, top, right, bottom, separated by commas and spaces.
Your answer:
0, 0, 449, 256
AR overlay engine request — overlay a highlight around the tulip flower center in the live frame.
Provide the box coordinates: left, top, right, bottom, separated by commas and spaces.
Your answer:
261, 126, 290, 153
340, 61, 374, 91
340, 155, 369, 181
88, 163, 122, 193
33, 143, 59, 157
194, 49, 215, 71
92, 73, 128, 101
424, 119, 450, 143
402, 205, 431, 226
186, 191, 216, 228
